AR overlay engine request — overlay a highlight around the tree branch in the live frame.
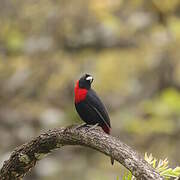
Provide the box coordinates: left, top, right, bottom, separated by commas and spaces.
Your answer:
0, 126, 163, 180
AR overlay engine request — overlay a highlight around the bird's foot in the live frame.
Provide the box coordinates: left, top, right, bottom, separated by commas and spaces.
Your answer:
86, 123, 99, 132
74, 123, 88, 130
74, 123, 99, 133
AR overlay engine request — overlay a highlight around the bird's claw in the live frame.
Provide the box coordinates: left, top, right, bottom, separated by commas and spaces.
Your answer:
85, 123, 99, 133
74, 123, 88, 130
74, 123, 99, 133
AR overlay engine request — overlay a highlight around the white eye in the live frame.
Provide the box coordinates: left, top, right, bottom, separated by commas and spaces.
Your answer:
86, 76, 93, 83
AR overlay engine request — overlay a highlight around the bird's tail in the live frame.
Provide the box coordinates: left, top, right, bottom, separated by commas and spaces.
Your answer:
102, 124, 110, 134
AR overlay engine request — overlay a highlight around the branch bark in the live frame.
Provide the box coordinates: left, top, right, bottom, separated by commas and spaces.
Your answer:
0, 126, 163, 180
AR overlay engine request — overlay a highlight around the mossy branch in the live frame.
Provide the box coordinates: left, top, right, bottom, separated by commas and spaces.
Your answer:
0, 125, 164, 180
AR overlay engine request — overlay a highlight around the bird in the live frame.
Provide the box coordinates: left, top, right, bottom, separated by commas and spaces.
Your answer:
74, 73, 114, 165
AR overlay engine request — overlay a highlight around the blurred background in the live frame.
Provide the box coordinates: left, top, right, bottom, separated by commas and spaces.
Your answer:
0, 0, 180, 179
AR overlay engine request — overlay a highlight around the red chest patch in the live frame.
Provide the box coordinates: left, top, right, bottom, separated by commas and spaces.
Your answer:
74, 81, 88, 103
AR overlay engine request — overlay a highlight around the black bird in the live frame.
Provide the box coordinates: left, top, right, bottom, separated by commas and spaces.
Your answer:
74, 74, 114, 165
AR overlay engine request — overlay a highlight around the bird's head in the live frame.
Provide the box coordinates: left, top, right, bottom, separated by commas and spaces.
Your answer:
78, 74, 93, 89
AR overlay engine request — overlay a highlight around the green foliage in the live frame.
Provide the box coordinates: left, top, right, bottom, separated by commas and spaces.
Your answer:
121, 153, 180, 180
122, 171, 134, 180
145, 153, 180, 179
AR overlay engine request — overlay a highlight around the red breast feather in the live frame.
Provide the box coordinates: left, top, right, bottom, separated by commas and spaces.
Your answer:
74, 81, 88, 103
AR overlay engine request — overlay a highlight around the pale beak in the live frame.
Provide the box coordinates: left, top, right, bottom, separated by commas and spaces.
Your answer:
86, 76, 93, 83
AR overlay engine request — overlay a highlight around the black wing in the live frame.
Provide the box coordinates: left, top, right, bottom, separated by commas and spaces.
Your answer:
85, 89, 111, 129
